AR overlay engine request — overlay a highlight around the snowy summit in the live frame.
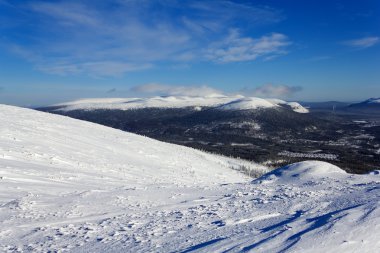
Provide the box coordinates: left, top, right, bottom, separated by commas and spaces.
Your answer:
0, 104, 379, 252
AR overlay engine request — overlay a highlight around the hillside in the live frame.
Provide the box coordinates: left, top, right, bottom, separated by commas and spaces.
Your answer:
347, 98, 380, 113
0, 105, 379, 252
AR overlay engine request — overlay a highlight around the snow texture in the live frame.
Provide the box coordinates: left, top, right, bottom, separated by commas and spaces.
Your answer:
53, 95, 309, 113
1, 105, 379, 253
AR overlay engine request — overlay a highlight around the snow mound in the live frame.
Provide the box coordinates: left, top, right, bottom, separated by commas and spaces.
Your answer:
257, 161, 346, 183
52, 95, 309, 113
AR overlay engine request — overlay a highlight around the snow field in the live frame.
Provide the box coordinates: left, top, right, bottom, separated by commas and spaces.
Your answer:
0, 104, 379, 252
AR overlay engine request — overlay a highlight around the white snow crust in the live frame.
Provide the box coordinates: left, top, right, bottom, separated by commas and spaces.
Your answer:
0, 105, 379, 253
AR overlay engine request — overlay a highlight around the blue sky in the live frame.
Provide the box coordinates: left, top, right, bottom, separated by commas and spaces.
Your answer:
0, 0, 379, 106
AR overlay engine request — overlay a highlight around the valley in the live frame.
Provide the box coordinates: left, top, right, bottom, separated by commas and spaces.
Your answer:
40, 97, 380, 174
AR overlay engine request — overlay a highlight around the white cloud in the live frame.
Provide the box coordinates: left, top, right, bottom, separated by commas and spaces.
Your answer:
344, 36, 379, 49
30, 2, 99, 27
206, 30, 291, 63
1, 0, 286, 76
38, 61, 152, 77
241, 84, 302, 98
130, 83, 222, 97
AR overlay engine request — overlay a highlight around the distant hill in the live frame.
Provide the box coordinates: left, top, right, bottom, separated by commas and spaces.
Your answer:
44, 95, 309, 114
347, 98, 380, 113
300, 101, 350, 111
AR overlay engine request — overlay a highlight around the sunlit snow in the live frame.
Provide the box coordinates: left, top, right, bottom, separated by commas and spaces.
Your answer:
0, 105, 378, 252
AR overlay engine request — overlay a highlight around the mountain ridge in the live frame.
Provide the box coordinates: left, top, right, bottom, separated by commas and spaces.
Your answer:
49, 95, 309, 114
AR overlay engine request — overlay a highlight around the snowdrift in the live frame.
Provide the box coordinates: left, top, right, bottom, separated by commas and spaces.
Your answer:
257, 161, 346, 183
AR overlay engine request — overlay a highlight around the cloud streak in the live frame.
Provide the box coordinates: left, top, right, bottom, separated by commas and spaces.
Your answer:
38, 61, 152, 77
131, 83, 302, 98
241, 84, 302, 98
343, 36, 379, 49
206, 30, 291, 63
130, 83, 222, 97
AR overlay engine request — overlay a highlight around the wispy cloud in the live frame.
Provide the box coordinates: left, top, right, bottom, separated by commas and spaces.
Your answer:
131, 83, 302, 98
343, 36, 379, 49
30, 2, 100, 27
0, 0, 286, 76
206, 30, 291, 63
130, 83, 222, 97
241, 84, 302, 98
38, 61, 152, 77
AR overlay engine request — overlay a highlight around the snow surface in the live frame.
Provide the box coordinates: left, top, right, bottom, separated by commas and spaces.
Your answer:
1, 105, 379, 252
257, 161, 345, 182
53, 95, 309, 113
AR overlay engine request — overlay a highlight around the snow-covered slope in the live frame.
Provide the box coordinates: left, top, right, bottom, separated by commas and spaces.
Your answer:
52, 95, 309, 113
0, 105, 379, 252
0, 104, 254, 187
218, 97, 276, 110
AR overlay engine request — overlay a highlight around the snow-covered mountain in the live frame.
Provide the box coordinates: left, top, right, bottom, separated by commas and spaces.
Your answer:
51, 95, 309, 113
363, 98, 380, 104
1, 104, 379, 252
